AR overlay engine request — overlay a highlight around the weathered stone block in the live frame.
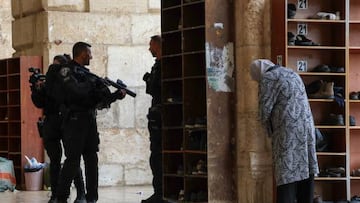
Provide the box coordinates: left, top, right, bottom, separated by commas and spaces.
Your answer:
46, 0, 87, 12
98, 164, 125, 186
125, 165, 152, 185
48, 12, 131, 45
107, 45, 154, 87
11, 0, 44, 18
148, 0, 160, 10
89, 0, 148, 14
131, 14, 160, 45
12, 12, 47, 49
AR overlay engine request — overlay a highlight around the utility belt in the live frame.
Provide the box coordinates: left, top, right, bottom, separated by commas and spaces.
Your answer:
60, 104, 96, 121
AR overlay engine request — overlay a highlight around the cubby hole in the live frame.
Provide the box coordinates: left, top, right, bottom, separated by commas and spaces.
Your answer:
163, 153, 184, 175
184, 177, 208, 202
350, 131, 360, 171
162, 0, 181, 9
163, 128, 183, 151
288, 49, 345, 73
8, 138, 21, 153
0, 107, 8, 121
162, 80, 182, 104
9, 123, 20, 137
8, 106, 20, 121
183, 2, 205, 28
8, 153, 21, 168
287, 0, 345, 20
317, 155, 346, 177
183, 78, 206, 128
0, 123, 8, 137
350, 0, 360, 21
288, 22, 345, 47
162, 32, 182, 56
163, 176, 184, 201
184, 153, 207, 176
351, 180, 360, 198
185, 129, 206, 152
183, 28, 205, 53
350, 104, 360, 127
163, 105, 183, 128
316, 128, 345, 153
7, 58, 20, 74
309, 102, 345, 126
8, 75, 20, 90
162, 7, 181, 32
0, 92, 8, 106
0, 60, 7, 75
183, 52, 205, 77
0, 137, 8, 151
350, 24, 360, 47
349, 50, 360, 92
162, 55, 182, 79
0, 77, 8, 91
8, 91, 20, 105
14, 168, 21, 189
314, 181, 346, 201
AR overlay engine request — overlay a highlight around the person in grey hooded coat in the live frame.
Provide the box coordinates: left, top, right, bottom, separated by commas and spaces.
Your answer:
250, 59, 319, 203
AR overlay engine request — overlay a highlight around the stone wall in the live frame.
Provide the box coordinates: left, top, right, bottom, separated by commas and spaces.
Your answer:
9, 0, 160, 186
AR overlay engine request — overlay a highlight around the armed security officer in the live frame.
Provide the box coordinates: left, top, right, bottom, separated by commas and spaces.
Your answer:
30, 54, 86, 203
50, 42, 126, 203
142, 35, 163, 203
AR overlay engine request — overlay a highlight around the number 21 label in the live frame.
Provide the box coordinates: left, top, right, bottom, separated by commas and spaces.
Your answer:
297, 23, 308, 35
298, 0, 308, 9
297, 60, 307, 72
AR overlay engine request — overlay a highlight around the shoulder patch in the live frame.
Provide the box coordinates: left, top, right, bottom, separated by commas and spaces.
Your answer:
60, 67, 71, 77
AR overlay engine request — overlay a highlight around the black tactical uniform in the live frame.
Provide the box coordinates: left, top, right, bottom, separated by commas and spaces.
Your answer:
143, 59, 162, 203
30, 65, 86, 203
50, 61, 120, 202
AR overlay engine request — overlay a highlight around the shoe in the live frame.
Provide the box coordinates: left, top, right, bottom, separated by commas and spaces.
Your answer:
288, 32, 296, 45
330, 66, 345, 73
327, 114, 344, 126
48, 197, 57, 203
287, 3, 296, 19
351, 169, 360, 177
308, 81, 334, 99
295, 34, 319, 46
73, 196, 86, 203
306, 80, 323, 95
350, 116, 357, 126
350, 92, 359, 100
312, 64, 331, 72
194, 117, 206, 128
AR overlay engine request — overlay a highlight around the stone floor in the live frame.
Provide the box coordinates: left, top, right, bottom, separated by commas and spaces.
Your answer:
0, 185, 154, 203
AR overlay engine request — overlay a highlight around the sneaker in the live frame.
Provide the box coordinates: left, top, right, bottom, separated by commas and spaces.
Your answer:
288, 32, 296, 45
312, 64, 331, 72
308, 81, 334, 99
350, 115, 356, 126
350, 92, 359, 100
295, 34, 319, 46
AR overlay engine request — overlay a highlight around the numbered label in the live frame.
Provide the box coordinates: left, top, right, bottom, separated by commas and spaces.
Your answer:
297, 60, 308, 72
276, 55, 283, 65
298, 0, 308, 9
297, 23, 308, 35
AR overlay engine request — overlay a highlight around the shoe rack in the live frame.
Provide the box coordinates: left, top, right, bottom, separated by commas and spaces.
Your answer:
0, 56, 44, 189
272, 0, 360, 201
161, 0, 235, 202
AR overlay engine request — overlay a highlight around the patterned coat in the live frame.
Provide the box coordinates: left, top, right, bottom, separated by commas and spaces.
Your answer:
259, 65, 319, 186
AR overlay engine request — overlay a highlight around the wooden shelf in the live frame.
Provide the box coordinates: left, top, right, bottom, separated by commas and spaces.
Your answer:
287, 46, 346, 50
317, 152, 346, 156
288, 19, 346, 23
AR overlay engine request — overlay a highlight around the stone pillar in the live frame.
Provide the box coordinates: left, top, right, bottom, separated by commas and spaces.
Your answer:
11, 0, 160, 186
0, 0, 14, 58
234, 0, 273, 202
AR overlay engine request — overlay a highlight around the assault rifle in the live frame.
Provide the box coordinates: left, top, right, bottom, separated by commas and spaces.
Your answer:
82, 69, 136, 98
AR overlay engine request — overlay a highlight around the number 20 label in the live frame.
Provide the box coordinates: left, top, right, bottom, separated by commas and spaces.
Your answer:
298, 0, 308, 9
297, 60, 307, 72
